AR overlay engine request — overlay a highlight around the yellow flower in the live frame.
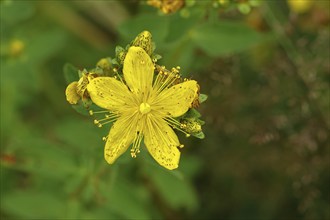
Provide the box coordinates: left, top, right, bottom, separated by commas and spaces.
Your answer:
287, 0, 314, 14
87, 46, 199, 170
147, 0, 185, 14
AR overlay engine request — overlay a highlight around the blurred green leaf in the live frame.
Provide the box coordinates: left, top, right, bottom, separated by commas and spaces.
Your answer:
63, 63, 79, 83
191, 21, 264, 56
100, 178, 152, 219
26, 29, 67, 65
179, 155, 203, 179
10, 134, 78, 179
1, 61, 39, 96
0, 1, 35, 28
160, 37, 196, 75
165, 14, 199, 43
63, 171, 87, 195
144, 164, 199, 212
54, 117, 105, 156
1, 190, 66, 219
66, 199, 81, 219
118, 14, 170, 44
80, 208, 118, 219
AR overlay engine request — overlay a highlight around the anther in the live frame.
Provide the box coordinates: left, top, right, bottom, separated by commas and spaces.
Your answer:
186, 134, 191, 137
94, 119, 99, 124
130, 149, 137, 158
89, 110, 94, 115
180, 123, 186, 128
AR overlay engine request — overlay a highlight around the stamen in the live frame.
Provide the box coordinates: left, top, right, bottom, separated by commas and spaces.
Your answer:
92, 111, 119, 128
102, 135, 108, 141
156, 72, 177, 92
164, 116, 192, 137
113, 68, 124, 84
153, 65, 181, 93
130, 131, 143, 158
89, 110, 110, 115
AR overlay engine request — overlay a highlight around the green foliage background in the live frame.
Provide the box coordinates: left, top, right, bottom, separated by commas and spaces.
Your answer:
1, 0, 329, 220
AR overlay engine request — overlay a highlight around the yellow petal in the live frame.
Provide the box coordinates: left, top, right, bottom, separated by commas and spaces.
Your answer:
153, 80, 198, 118
123, 46, 154, 93
65, 81, 80, 104
144, 114, 180, 170
104, 111, 138, 164
87, 77, 134, 112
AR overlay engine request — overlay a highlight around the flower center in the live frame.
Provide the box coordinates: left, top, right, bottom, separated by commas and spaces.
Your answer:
139, 102, 151, 114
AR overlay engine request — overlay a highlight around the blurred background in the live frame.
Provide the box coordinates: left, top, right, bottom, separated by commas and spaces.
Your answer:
1, 0, 329, 219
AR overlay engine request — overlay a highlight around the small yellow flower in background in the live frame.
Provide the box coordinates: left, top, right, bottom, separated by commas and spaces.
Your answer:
87, 46, 199, 170
218, 0, 229, 6
96, 58, 112, 74
9, 39, 25, 57
287, 0, 314, 14
147, 0, 185, 14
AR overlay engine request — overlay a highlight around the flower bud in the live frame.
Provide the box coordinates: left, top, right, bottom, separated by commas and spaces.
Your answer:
131, 31, 153, 55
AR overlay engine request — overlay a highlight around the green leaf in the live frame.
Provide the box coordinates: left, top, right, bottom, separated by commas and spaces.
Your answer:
151, 53, 162, 61
192, 131, 205, 139
184, 108, 202, 118
115, 45, 125, 56
199, 93, 208, 103
191, 21, 264, 56
63, 63, 79, 83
